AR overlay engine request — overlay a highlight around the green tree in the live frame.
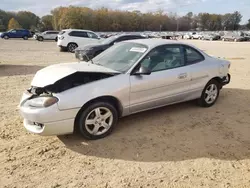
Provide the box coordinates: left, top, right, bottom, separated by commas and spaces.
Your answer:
8, 18, 21, 29
41, 15, 53, 31
247, 19, 250, 29
16, 11, 40, 29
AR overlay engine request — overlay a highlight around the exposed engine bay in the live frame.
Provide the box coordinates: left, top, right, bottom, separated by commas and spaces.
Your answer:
28, 72, 117, 95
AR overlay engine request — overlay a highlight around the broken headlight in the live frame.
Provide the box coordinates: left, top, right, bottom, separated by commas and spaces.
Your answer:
28, 96, 58, 108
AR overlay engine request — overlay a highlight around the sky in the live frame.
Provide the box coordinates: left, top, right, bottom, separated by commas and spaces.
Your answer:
1, 0, 250, 23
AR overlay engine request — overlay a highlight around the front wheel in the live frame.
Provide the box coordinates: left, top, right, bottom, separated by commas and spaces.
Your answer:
77, 102, 118, 140
3, 35, 9, 39
198, 80, 220, 107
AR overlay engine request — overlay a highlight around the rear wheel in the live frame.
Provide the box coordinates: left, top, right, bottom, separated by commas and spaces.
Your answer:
67, 43, 78, 53
23, 36, 28, 40
55, 37, 58, 42
77, 102, 118, 140
198, 79, 220, 107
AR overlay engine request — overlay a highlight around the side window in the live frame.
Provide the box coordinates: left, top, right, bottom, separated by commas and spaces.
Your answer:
87, 32, 98, 39
69, 31, 88, 38
140, 45, 184, 72
184, 46, 204, 65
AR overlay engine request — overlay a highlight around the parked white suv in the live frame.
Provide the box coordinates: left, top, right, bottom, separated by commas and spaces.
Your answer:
57, 29, 100, 52
37, 31, 59, 42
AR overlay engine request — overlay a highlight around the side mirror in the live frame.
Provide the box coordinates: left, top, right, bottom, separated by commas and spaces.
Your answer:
134, 66, 151, 76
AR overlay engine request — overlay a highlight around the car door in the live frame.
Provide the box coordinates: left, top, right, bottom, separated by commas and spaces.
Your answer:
9, 29, 17, 38
129, 44, 192, 113
43, 31, 49, 39
182, 45, 209, 96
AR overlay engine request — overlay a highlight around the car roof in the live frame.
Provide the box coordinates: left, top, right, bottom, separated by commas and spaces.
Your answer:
123, 39, 187, 49
62, 29, 95, 33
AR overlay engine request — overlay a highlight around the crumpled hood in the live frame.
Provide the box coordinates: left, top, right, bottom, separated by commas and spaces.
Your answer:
31, 62, 119, 87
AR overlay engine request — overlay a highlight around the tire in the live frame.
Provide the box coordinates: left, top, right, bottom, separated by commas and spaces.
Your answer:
3, 35, 9, 40
23, 36, 28, 40
222, 38, 225, 41
198, 79, 220, 107
77, 101, 118, 140
55, 37, 58, 42
67, 43, 78, 53
38, 36, 43, 41
234, 38, 237, 42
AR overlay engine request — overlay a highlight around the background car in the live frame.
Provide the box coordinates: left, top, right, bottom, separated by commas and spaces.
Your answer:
0, 29, 31, 40
202, 33, 221, 41
75, 34, 146, 61
57, 29, 100, 52
222, 32, 246, 42
36, 31, 59, 41
183, 33, 192, 39
191, 32, 203, 40
19, 39, 231, 140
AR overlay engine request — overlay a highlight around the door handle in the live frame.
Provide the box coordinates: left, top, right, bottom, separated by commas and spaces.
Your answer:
178, 73, 187, 79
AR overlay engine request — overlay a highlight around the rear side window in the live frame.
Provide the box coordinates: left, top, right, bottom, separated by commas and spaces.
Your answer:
183, 45, 204, 65
69, 31, 88, 38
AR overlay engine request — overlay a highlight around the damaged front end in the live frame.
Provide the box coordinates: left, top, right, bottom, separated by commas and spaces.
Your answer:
28, 72, 116, 96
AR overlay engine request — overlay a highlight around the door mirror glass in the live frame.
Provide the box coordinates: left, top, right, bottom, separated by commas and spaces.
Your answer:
134, 66, 151, 75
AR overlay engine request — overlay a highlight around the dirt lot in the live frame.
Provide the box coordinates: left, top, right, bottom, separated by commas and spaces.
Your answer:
0, 39, 250, 188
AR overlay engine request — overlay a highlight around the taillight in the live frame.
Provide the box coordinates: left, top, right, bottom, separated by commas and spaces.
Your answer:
59, 36, 64, 40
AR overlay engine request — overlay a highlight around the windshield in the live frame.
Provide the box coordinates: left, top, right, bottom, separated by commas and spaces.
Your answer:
101, 35, 118, 44
92, 42, 148, 73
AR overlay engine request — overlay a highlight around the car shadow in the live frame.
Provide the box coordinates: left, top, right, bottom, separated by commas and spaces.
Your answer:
58, 88, 250, 162
0, 64, 44, 77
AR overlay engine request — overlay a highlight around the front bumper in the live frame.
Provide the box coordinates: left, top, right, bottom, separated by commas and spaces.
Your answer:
221, 74, 231, 86
19, 93, 80, 136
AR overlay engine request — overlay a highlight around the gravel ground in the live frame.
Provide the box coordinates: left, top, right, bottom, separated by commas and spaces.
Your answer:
0, 39, 250, 188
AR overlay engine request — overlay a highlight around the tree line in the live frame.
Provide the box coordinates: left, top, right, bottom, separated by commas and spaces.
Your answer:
0, 7, 249, 32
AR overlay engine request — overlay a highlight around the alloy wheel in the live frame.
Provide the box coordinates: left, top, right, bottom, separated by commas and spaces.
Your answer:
68, 44, 77, 52
84, 107, 113, 136
204, 84, 218, 104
